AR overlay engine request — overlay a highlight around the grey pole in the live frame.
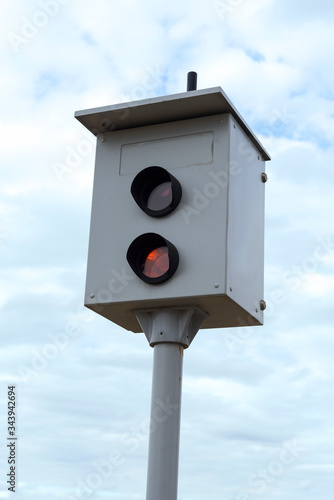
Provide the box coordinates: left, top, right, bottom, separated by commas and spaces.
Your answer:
146, 343, 183, 500
136, 307, 207, 500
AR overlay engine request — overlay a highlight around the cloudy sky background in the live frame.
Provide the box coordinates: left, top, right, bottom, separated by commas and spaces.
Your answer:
1, 0, 334, 498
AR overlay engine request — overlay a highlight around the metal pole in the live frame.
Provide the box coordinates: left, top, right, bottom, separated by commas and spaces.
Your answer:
136, 307, 207, 500
146, 343, 183, 500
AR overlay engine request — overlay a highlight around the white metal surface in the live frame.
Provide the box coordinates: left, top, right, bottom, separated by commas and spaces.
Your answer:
83, 112, 267, 331
75, 86, 270, 161
136, 307, 207, 348
227, 122, 266, 320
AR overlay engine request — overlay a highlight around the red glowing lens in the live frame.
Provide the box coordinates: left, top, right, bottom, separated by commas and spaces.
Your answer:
143, 246, 169, 278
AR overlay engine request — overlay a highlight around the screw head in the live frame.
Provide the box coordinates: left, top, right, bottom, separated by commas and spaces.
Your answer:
260, 300, 267, 311
90, 294, 95, 299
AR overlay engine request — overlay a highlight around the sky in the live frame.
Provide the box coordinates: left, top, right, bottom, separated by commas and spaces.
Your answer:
1, 0, 334, 499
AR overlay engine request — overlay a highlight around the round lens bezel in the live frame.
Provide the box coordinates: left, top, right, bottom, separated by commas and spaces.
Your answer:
130, 166, 182, 217
126, 233, 179, 285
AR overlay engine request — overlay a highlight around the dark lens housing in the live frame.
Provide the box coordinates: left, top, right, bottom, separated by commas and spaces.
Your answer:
131, 166, 182, 217
126, 233, 179, 284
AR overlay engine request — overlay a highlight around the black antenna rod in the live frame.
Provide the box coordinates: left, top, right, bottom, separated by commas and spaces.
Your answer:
187, 71, 197, 91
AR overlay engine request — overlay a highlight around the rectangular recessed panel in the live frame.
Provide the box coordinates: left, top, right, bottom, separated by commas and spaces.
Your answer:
120, 132, 213, 175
